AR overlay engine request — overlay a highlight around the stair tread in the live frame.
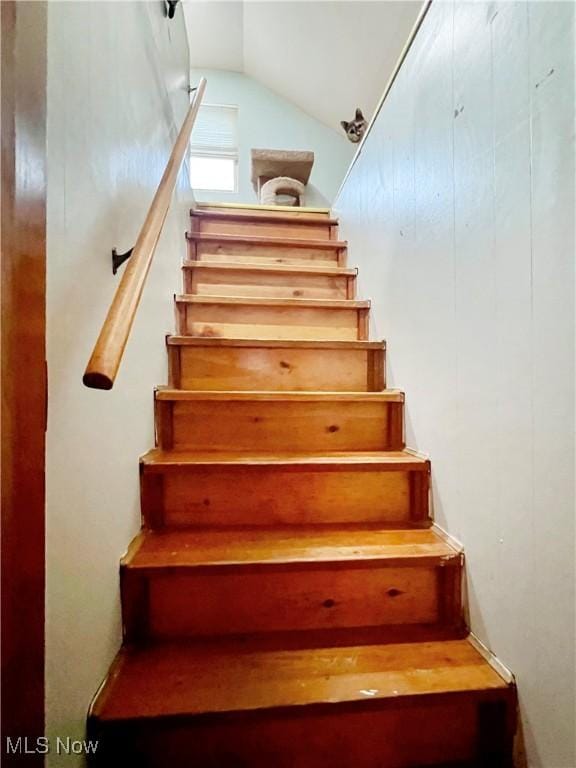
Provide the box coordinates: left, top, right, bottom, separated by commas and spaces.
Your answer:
196, 202, 332, 216
191, 209, 339, 226
91, 636, 508, 722
175, 294, 369, 309
182, 260, 356, 276
123, 527, 460, 570
155, 388, 403, 402
166, 336, 385, 350
141, 448, 426, 469
187, 232, 347, 249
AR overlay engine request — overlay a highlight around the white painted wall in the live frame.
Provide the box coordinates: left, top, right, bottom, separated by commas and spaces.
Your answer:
335, 2, 575, 766
190, 68, 355, 206
46, 3, 191, 765
184, 1, 423, 134
243, 1, 423, 132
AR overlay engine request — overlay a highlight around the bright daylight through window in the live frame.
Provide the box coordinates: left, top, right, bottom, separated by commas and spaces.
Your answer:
189, 104, 238, 192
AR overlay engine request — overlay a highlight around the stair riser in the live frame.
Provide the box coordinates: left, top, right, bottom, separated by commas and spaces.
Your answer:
175, 302, 369, 341
122, 562, 461, 640
188, 239, 346, 267
154, 399, 404, 452
190, 218, 337, 241
141, 465, 429, 529
183, 267, 355, 300
167, 345, 384, 391
90, 692, 514, 768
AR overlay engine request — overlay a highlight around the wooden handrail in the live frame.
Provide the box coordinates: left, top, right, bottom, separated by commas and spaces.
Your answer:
83, 77, 207, 390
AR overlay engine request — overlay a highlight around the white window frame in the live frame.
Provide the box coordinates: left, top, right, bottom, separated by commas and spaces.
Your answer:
189, 103, 239, 193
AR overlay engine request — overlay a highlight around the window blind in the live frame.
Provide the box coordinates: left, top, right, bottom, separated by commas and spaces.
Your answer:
190, 104, 238, 157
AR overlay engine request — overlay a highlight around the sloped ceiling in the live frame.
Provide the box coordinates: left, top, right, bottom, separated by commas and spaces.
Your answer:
185, 2, 244, 72
183, 1, 423, 134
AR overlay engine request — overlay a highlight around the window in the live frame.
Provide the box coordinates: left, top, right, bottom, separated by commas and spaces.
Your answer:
189, 104, 238, 192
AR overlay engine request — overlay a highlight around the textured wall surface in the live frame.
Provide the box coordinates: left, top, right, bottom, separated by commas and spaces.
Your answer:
46, 3, 190, 764
335, 2, 575, 766
190, 68, 354, 206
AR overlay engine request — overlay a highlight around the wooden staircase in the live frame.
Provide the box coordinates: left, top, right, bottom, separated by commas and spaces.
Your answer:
88, 204, 516, 767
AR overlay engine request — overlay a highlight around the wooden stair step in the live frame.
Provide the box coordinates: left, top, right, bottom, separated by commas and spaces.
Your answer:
154, 389, 402, 401
91, 636, 508, 718
120, 527, 462, 640
141, 447, 427, 469
121, 527, 462, 642
183, 261, 356, 276
181, 261, 357, 300
191, 209, 339, 226
177, 295, 369, 307
89, 637, 514, 767
125, 526, 460, 569
187, 233, 347, 250
196, 202, 332, 218
140, 449, 429, 529
166, 336, 385, 391
190, 209, 339, 241
154, 389, 404, 453
174, 295, 370, 341
187, 232, 347, 267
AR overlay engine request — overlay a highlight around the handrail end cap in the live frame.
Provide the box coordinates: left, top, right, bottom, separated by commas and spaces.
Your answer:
83, 372, 114, 391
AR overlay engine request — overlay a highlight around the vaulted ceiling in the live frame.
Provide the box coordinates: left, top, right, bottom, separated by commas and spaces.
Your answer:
183, 1, 423, 135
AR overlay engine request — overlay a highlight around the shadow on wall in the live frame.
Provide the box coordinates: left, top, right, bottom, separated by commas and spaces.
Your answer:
301, 184, 329, 208
262, 183, 330, 209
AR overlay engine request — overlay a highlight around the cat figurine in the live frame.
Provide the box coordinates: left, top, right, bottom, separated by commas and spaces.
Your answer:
340, 108, 367, 143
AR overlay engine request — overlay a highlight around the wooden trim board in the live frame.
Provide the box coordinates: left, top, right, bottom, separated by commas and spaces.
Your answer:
1, 1, 47, 759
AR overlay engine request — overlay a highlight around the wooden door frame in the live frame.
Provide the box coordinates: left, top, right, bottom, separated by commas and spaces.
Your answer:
1, 1, 47, 763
